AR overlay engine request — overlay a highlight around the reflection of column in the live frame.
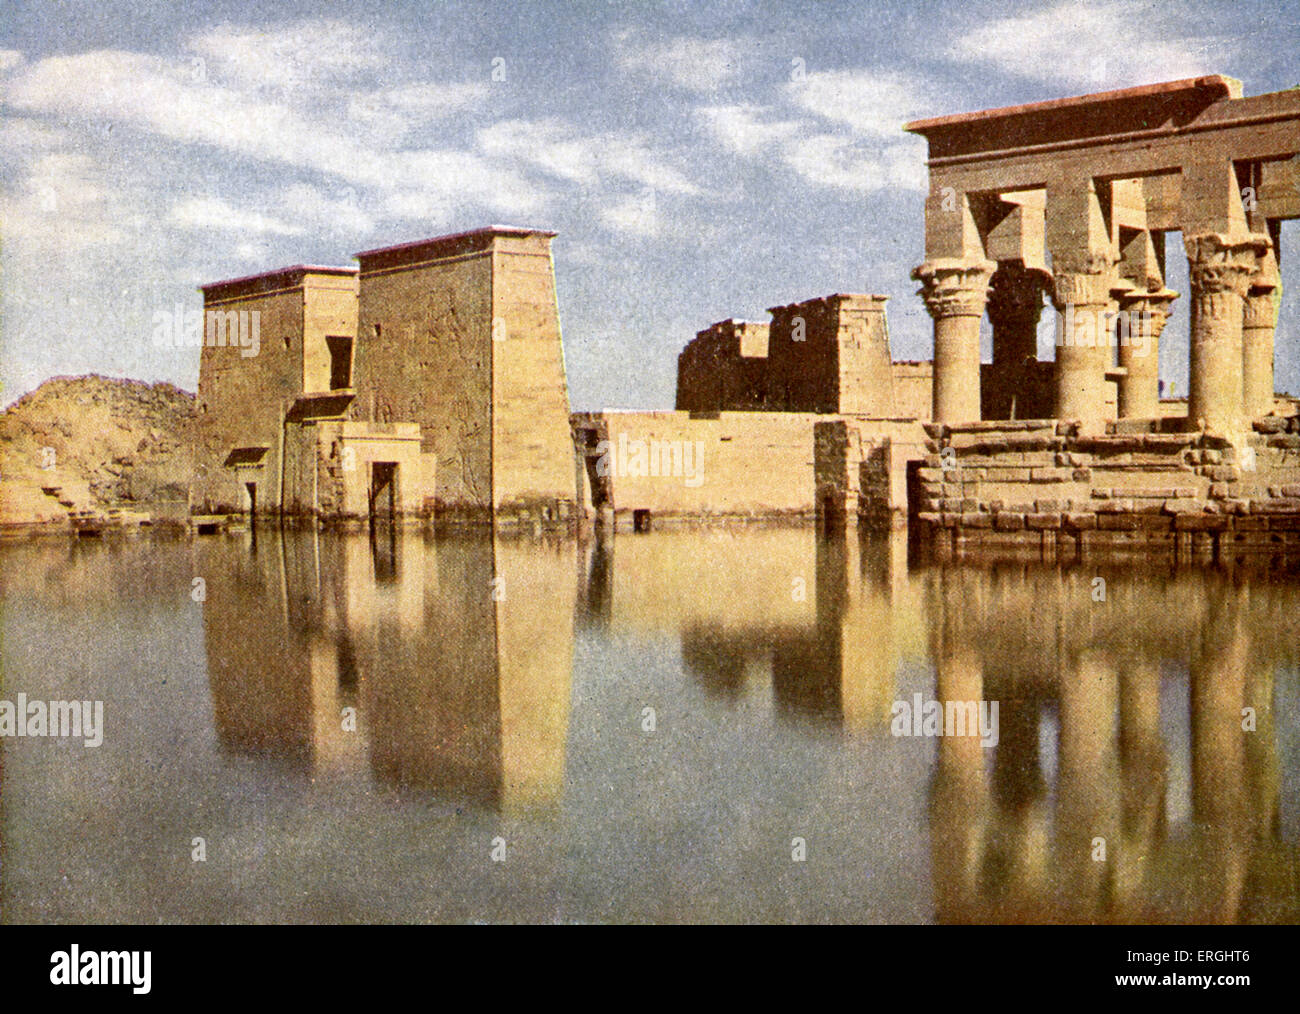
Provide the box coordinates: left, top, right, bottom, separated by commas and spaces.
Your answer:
914, 259, 996, 422
1056, 649, 1120, 921
986, 261, 1052, 419
1189, 591, 1250, 921
1115, 289, 1177, 418
1244, 660, 1279, 840
930, 643, 989, 923
1185, 233, 1269, 434
1052, 257, 1118, 424
1243, 251, 1282, 420
1115, 660, 1166, 916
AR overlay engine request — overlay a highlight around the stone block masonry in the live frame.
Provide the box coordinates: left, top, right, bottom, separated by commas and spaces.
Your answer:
914, 416, 1300, 558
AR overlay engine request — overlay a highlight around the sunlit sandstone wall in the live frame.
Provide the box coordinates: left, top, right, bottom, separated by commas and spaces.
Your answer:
192, 267, 358, 514
353, 227, 576, 522
573, 411, 926, 524
891, 361, 933, 421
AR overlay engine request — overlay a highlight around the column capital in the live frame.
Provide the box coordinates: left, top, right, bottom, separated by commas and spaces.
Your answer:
987, 260, 1053, 324
1244, 288, 1282, 330
1118, 288, 1179, 340
912, 258, 996, 320
1184, 232, 1270, 297
1050, 251, 1120, 310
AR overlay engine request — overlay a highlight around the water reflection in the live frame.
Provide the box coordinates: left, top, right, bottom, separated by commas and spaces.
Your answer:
200, 529, 575, 812
88, 526, 1300, 921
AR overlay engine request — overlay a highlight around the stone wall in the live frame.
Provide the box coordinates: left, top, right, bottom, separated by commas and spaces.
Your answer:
914, 416, 1300, 556
765, 294, 894, 415
675, 319, 770, 412
354, 235, 495, 518
570, 410, 925, 527
488, 232, 580, 520
891, 361, 933, 421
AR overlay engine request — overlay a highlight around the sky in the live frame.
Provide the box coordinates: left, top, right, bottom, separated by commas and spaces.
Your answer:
1, 0, 1297, 410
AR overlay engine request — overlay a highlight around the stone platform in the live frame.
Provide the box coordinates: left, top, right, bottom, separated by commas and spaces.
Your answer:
914, 417, 1300, 559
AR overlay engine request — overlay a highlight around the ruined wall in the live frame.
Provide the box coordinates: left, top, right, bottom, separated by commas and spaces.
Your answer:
354, 236, 495, 518
675, 320, 770, 413
489, 232, 579, 519
765, 295, 894, 415
814, 418, 929, 529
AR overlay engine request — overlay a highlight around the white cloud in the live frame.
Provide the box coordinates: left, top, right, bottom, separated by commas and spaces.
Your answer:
599, 192, 662, 238
0, 153, 125, 250
782, 133, 927, 193
947, 1, 1223, 88
3, 49, 546, 223
696, 105, 802, 158
697, 101, 927, 194
0, 50, 23, 73
478, 118, 700, 196
786, 70, 930, 137
278, 183, 375, 235
168, 196, 304, 235
615, 31, 744, 92
188, 19, 388, 90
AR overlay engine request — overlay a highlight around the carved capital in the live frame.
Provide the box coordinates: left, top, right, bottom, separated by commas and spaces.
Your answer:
987, 260, 1053, 325
912, 259, 996, 320
1243, 289, 1282, 330
1117, 288, 1178, 340
1184, 232, 1270, 298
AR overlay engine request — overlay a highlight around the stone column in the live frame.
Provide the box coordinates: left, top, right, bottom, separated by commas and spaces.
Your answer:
987, 261, 1052, 419
1185, 233, 1269, 435
913, 259, 996, 422
1052, 254, 1117, 424
1115, 289, 1177, 418
1243, 250, 1282, 420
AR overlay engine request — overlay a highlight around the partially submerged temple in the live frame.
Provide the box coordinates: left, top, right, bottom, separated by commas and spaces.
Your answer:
189, 77, 1300, 554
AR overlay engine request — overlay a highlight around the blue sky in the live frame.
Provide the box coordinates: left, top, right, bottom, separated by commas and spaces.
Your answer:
1, 0, 1297, 409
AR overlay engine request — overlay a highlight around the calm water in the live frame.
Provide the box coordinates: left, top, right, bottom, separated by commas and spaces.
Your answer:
1, 525, 1298, 923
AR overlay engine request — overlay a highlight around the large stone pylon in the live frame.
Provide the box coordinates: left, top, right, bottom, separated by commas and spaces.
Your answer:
914, 258, 996, 422
1185, 232, 1270, 435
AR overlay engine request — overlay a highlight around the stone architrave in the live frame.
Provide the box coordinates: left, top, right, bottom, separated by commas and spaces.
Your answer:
913, 258, 996, 422
1184, 232, 1269, 434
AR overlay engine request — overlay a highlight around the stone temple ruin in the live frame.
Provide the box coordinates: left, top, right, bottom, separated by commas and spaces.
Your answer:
191, 76, 1300, 556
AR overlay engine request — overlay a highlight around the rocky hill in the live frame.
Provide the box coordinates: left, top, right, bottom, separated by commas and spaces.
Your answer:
0, 375, 195, 530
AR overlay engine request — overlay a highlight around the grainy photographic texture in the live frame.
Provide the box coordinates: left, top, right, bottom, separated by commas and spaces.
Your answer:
1, 1, 1297, 930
